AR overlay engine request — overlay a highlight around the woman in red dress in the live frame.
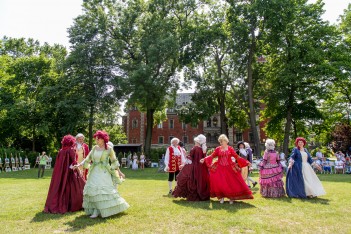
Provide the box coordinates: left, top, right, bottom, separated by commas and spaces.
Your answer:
172, 134, 210, 201
44, 135, 85, 214
200, 134, 253, 204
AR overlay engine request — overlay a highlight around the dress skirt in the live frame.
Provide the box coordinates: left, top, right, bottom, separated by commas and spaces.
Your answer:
210, 164, 253, 200
259, 162, 285, 197
83, 166, 129, 218
301, 162, 326, 197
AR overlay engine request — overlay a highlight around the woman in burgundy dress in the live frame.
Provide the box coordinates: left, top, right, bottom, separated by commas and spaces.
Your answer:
44, 135, 85, 213
200, 134, 253, 204
172, 134, 210, 201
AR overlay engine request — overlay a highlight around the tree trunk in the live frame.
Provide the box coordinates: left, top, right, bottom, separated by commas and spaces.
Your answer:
293, 120, 297, 139
283, 106, 293, 156
247, 25, 260, 157
219, 96, 228, 135
88, 104, 94, 149
32, 125, 36, 152
144, 108, 155, 159
215, 52, 228, 136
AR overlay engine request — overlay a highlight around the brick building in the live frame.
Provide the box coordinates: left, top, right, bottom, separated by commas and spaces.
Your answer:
123, 93, 267, 152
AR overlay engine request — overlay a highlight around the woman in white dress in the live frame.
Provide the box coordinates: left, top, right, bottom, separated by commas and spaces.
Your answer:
132, 153, 138, 170
140, 153, 145, 170
286, 137, 326, 198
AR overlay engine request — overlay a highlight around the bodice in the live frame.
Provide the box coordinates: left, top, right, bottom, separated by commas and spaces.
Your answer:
301, 151, 308, 163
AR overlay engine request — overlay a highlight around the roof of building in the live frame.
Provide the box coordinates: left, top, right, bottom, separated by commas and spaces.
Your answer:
115, 144, 142, 147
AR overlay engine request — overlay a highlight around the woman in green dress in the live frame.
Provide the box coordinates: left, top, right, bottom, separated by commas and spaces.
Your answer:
75, 130, 129, 218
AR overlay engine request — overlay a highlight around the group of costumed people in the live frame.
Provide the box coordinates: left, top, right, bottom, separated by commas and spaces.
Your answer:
44, 130, 129, 218
43, 130, 325, 218
167, 134, 325, 203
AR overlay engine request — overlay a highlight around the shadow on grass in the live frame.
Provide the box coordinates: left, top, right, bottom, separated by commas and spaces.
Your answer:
31, 211, 77, 222
261, 196, 293, 203
299, 197, 330, 205
172, 199, 256, 212
64, 212, 127, 231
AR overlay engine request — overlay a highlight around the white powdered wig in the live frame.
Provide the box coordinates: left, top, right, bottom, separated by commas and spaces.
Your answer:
194, 134, 207, 153
76, 133, 85, 139
265, 139, 276, 150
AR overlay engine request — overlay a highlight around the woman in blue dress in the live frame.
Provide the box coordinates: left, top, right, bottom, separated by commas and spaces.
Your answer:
286, 137, 326, 198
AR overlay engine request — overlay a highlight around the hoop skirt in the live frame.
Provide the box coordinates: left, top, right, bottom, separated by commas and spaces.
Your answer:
259, 151, 285, 197
286, 148, 326, 198
44, 147, 85, 213
83, 146, 129, 218
172, 146, 210, 201
204, 146, 253, 200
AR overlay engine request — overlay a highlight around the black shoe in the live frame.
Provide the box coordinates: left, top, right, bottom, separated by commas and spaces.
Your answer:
253, 182, 258, 188
169, 189, 172, 194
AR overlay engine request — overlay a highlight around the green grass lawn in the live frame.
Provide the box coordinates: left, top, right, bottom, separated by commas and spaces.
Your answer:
0, 168, 350, 233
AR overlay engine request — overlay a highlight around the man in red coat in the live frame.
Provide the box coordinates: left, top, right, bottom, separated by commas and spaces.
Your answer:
164, 137, 186, 194
75, 133, 90, 179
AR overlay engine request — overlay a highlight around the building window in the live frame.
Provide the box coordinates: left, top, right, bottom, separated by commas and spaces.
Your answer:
213, 117, 218, 127
183, 136, 188, 144
207, 118, 211, 127
191, 122, 198, 128
169, 119, 174, 129
169, 136, 174, 143
235, 132, 243, 142
157, 122, 163, 128
249, 132, 254, 143
158, 136, 164, 144
206, 133, 212, 143
182, 122, 186, 130
132, 119, 138, 129
168, 108, 174, 113
214, 133, 219, 143
132, 138, 137, 143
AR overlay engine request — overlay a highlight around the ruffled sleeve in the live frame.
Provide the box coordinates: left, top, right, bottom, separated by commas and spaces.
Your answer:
83, 146, 94, 169
229, 146, 249, 168
204, 147, 219, 168
288, 148, 298, 165
306, 149, 313, 165
259, 151, 268, 169
109, 147, 120, 169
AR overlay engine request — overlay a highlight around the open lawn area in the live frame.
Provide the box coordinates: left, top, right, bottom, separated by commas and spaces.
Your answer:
0, 168, 350, 233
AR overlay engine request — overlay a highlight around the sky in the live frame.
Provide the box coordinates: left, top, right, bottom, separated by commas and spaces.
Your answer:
0, 0, 350, 50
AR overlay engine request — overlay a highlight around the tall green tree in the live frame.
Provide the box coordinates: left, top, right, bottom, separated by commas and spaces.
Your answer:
67, 0, 125, 148
258, 0, 337, 154
0, 37, 67, 151
113, 0, 204, 156
226, 0, 267, 155
180, 1, 240, 136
